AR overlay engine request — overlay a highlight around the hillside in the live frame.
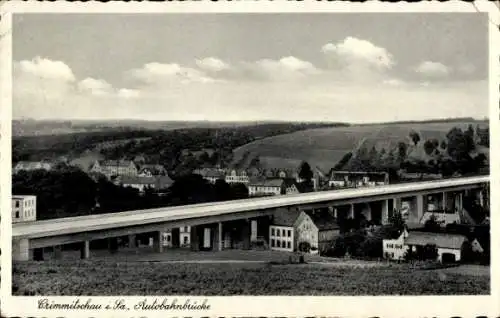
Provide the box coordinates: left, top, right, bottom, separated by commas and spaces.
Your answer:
231, 120, 489, 172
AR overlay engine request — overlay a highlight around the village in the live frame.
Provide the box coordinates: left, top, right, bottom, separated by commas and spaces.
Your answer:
12, 155, 490, 266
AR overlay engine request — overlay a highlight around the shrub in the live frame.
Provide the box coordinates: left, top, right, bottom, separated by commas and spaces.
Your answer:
298, 241, 311, 253
359, 237, 383, 258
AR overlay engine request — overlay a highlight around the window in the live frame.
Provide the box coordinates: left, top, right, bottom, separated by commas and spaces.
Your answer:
277, 230, 281, 237
167, 235, 171, 242
15, 201, 19, 208
287, 230, 291, 237
287, 241, 291, 249
183, 236, 188, 244
271, 228, 275, 236
15, 212, 19, 218
282, 229, 286, 236
184, 226, 188, 232
277, 240, 281, 247
271, 239, 275, 247
282, 240, 286, 248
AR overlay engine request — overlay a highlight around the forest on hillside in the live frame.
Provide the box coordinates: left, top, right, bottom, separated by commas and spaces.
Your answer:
335, 124, 489, 180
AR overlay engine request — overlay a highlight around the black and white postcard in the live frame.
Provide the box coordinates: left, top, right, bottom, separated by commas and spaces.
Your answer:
1, 1, 499, 317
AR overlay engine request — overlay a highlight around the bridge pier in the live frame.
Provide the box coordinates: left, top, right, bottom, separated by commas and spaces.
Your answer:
53, 245, 62, 260
349, 204, 355, 219
190, 225, 200, 251
12, 238, 30, 261
217, 222, 223, 251
382, 200, 389, 224
153, 231, 163, 253
128, 234, 137, 248
80, 241, 90, 259
416, 194, 424, 221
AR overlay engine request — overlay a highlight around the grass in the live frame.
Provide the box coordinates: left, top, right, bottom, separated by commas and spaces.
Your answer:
232, 121, 488, 172
12, 259, 489, 296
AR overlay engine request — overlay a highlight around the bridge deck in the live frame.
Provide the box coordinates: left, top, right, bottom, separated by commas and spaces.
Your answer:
12, 176, 488, 239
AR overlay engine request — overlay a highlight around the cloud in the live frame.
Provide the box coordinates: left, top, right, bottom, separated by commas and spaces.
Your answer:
127, 62, 215, 85
195, 57, 230, 72
322, 37, 395, 71
383, 78, 405, 86
117, 88, 140, 99
242, 56, 319, 81
78, 78, 113, 96
17, 56, 75, 82
414, 61, 450, 78
13, 55, 487, 123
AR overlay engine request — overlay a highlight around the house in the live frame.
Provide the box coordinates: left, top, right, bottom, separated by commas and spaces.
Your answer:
118, 175, 174, 193
12, 195, 37, 223
382, 229, 410, 261
138, 164, 167, 177
90, 160, 138, 179
269, 208, 301, 252
328, 171, 389, 188
119, 176, 156, 193
283, 178, 300, 195
155, 175, 174, 190
269, 208, 340, 254
194, 168, 226, 184
383, 230, 469, 263
405, 231, 468, 263
162, 226, 191, 248
248, 179, 286, 196
13, 161, 53, 174
225, 169, 250, 184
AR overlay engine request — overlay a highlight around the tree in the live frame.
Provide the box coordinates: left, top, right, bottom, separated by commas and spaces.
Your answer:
298, 161, 313, 182
424, 214, 441, 232
389, 210, 406, 233
409, 130, 421, 146
230, 183, 249, 199
440, 140, 447, 150
249, 155, 261, 168
334, 152, 353, 170
397, 142, 408, 162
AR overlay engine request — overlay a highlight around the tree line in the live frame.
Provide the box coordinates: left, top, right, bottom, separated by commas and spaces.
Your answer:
335, 124, 489, 180
12, 167, 250, 220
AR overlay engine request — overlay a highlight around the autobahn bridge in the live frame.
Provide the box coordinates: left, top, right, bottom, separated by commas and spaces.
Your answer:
12, 175, 489, 261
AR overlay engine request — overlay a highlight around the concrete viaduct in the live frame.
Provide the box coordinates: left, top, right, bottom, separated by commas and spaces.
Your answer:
12, 175, 489, 261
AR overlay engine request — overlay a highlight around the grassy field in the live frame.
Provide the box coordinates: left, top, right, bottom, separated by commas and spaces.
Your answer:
232, 121, 488, 172
13, 258, 489, 296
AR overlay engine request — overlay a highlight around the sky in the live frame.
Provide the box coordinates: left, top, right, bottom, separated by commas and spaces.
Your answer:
12, 13, 489, 123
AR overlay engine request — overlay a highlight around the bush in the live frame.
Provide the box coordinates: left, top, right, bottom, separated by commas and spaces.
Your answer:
359, 237, 383, 258
298, 241, 311, 253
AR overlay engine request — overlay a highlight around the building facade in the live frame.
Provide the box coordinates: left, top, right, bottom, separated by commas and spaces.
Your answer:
118, 175, 174, 194
383, 230, 469, 263
383, 229, 410, 261
13, 161, 53, 174
12, 195, 37, 223
225, 169, 250, 184
269, 225, 294, 251
328, 171, 389, 188
248, 179, 285, 196
269, 208, 339, 254
138, 164, 167, 177
90, 160, 138, 179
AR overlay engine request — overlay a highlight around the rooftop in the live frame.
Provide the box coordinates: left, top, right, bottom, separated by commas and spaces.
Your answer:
405, 231, 468, 250
305, 210, 339, 231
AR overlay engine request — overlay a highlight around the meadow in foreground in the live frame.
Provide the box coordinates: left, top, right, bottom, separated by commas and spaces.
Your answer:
13, 260, 489, 296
